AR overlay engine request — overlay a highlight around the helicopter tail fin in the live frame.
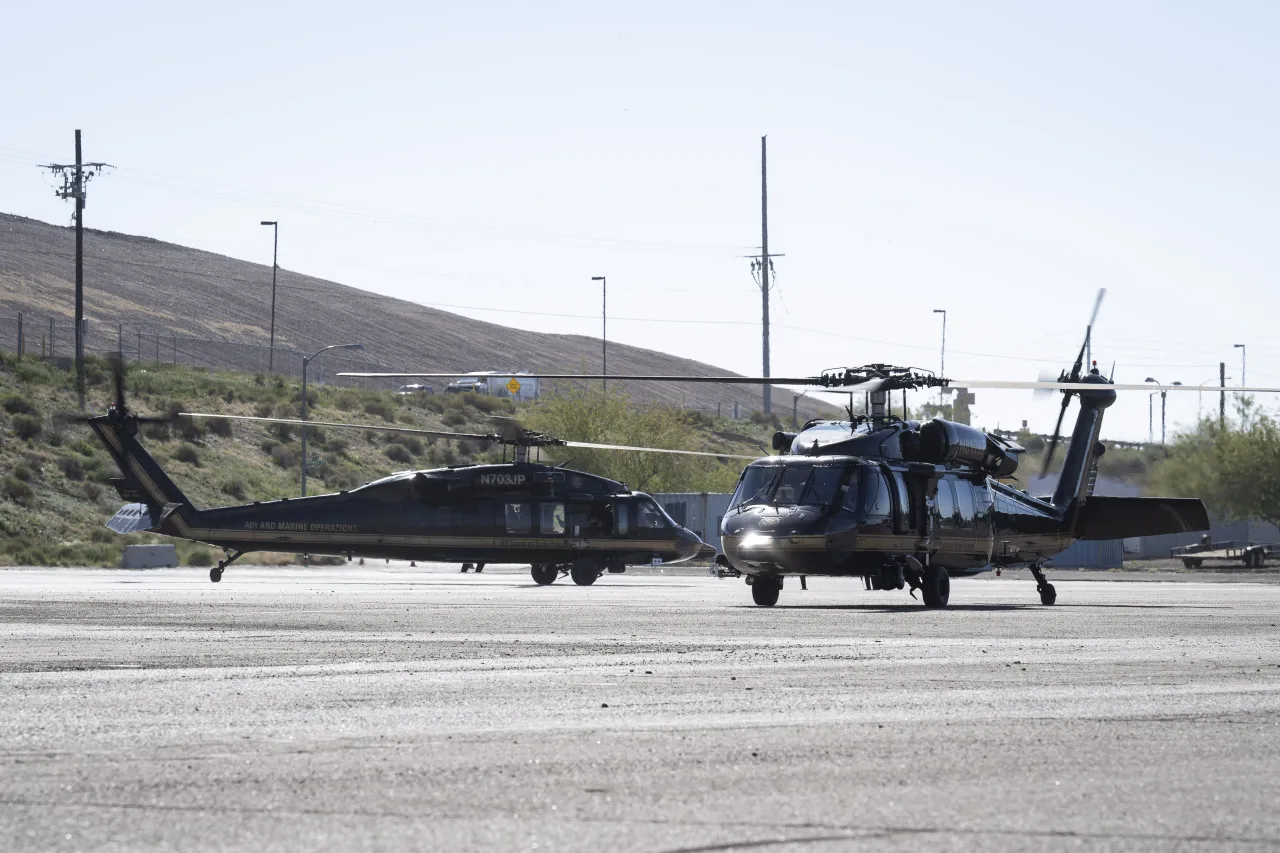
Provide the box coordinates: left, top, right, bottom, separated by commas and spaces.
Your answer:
89, 416, 197, 534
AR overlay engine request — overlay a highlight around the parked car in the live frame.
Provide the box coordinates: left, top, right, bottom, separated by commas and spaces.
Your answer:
395, 384, 435, 395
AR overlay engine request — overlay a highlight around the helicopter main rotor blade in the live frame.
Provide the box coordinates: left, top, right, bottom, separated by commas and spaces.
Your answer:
337, 372, 825, 385
949, 380, 1280, 394
181, 413, 497, 443
1088, 287, 1107, 330
563, 440, 758, 460
1041, 394, 1072, 477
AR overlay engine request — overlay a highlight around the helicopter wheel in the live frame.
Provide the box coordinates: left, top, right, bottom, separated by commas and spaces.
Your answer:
209, 566, 223, 584
920, 564, 949, 608
750, 576, 781, 607
530, 563, 558, 585
1039, 582, 1057, 606
570, 559, 599, 586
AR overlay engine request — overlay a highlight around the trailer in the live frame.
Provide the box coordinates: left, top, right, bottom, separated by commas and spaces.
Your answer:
1171, 540, 1279, 569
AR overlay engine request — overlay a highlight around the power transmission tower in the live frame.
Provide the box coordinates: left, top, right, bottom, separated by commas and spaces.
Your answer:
44, 129, 111, 410
746, 136, 783, 415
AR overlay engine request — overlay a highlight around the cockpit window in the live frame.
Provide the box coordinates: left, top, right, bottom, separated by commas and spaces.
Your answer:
730, 464, 848, 509
730, 465, 783, 509
637, 498, 670, 529
772, 466, 812, 505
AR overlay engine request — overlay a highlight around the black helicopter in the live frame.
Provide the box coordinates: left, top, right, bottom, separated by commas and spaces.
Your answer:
348, 350, 1280, 608
84, 371, 748, 585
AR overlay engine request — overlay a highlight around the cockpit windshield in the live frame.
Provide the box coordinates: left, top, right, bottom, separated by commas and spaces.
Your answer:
729, 464, 849, 510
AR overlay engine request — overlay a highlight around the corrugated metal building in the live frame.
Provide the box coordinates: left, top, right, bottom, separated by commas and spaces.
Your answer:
650, 492, 734, 553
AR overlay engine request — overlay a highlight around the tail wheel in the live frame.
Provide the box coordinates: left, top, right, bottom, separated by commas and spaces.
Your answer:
751, 576, 781, 607
570, 559, 599, 586
920, 564, 950, 608
1038, 582, 1057, 606
530, 564, 558, 585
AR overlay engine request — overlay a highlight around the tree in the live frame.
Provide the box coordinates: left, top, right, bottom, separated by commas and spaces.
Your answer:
525, 386, 745, 493
1151, 407, 1280, 529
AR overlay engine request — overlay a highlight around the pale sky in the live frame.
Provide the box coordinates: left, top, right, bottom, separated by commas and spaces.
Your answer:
3, 1, 1278, 442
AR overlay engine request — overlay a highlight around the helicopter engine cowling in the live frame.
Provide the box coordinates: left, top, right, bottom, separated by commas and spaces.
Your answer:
917, 419, 1019, 478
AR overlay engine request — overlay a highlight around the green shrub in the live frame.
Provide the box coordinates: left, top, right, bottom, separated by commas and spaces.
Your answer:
469, 394, 512, 414
389, 434, 424, 455
2, 394, 36, 415
324, 435, 350, 454
3, 476, 33, 505
221, 479, 247, 500
254, 402, 275, 418
269, 421, 294, 442
260, 439, 281, 455
142, 422, 170, 441
83, 481, 102, 501
271, 444, 297, 469
175, 444, 201, 466
12, 463, 34, 482
11, 413, 42, 440
332, 390, 361, 412
364, 399, 396, 421
384, 444, 412, 464
185, 548, 214, 567
443, 410, 467, 427
58, 455, 85, 481
180, 419, 204, 441
205, 417, 233, 437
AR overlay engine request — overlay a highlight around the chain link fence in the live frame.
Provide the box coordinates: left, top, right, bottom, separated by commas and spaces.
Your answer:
0, 310, 408, 390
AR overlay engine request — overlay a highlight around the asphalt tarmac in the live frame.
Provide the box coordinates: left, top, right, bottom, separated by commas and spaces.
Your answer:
2, 565, 1278, 852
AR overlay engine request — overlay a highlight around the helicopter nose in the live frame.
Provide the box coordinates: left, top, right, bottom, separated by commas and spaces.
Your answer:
673, 528, 709, 563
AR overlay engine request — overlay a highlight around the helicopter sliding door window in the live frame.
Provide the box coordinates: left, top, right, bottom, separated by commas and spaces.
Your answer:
505, 502, 532, 535
954, 481, 976, 528
539, 502, 566, 535
935, 480, 957, 528
889, 472, 913, 533
616, 503, 630, 536
862, 467, 893, 521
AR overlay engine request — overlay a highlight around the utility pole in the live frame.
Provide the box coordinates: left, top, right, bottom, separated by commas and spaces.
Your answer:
1220, 361, 1226, 429
261, 221, 279, 372
592, 276, 607, 390
933, 309, 947, 406
44, 130, 110, 410
748, 136, 783, 415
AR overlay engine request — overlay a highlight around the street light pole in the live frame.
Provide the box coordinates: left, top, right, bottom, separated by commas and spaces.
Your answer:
301, 342, 364, 496
1234, 343, 1246, 389
592, 276, 606, 390
261, 221, 279, 372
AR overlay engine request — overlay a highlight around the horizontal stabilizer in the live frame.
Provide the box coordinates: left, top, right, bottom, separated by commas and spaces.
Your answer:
1076, 497, 1209, 541
107, 503, 157, 535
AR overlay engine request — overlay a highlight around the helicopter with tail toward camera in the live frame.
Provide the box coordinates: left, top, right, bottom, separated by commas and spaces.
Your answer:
346, 301, 1280, 609
79, 367, 747, 585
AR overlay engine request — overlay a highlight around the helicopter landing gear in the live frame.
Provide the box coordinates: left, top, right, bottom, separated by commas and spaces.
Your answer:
210, 550, 244, 584
570, 558, 599, 586
750, 575, 781, 607
920, 563, 950, 608
530, 563, 558, 585
1030, 563, 1056, 605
